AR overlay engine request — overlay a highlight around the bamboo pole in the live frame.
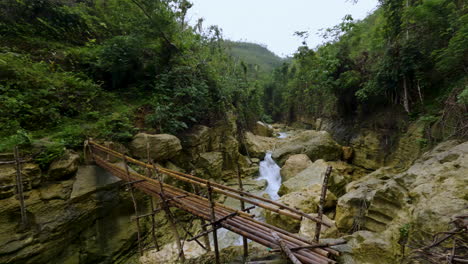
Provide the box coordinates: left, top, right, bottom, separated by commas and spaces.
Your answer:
237, 163, 249, 261
315, 166, 332, 242
193, 184, 211, 251
149, 198, 160, 251
271, 231, 302, 264
207, 181, 220, 264
123, 157, 142, 256
152, 162, 185, 262
14, 146, 27, 227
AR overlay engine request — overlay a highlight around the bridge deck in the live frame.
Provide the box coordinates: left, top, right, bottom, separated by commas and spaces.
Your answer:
88, 141, 338, 264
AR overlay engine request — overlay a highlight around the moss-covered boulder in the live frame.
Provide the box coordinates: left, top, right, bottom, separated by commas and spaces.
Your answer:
299, 213, 337, 240
265, 184, 337, 232
253, 121, 274, 137
47, 150, 80, 180
243, 132, 276, 159
196, 152, 223, 179
272, 130, 342, 166
130, 133, 182, 161
280, 154, 312, 181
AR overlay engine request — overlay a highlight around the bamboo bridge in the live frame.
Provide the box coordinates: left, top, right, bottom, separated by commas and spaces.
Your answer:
85, 140, 341, 264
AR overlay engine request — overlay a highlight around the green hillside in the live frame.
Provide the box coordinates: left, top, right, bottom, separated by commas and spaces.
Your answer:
224, 41, 284, 73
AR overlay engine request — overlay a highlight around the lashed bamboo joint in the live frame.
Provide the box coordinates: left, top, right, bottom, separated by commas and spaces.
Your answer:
87, 140, 341, 264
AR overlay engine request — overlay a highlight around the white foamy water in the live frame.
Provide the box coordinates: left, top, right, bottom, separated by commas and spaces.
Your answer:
277, 132, 288, 138
257, 152, 282, 200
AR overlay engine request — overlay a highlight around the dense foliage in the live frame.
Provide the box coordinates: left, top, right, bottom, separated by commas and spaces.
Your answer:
264, 0, 467, 138
0, 0, 266, 151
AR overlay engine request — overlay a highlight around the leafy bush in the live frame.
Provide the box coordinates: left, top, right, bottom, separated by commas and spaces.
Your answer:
0, 52, 102, 134
95, 113, 137, 142
34, 142, 65, 170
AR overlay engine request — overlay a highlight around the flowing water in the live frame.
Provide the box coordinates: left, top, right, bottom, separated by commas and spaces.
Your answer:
257, 152, 282, 200
214, 131, 287, 248
256, 131, 287, 200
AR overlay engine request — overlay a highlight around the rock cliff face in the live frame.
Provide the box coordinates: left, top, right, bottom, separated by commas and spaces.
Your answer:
0, 164, 149, 264
304, 139, 466, 264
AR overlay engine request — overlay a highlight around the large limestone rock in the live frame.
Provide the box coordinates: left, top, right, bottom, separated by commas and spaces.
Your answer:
334, 140, 468, 263
0, 162, 41, 198
243, 132, 276, 159
350, 130, 385, 170
70, 165, 121, 199
280, 154, 312, 181
196, 152, 223, 179
0, 167, 149, 264
272, 130, 342, 166
181, 125, 210, 149
140, 240, 206, 264
337, 231, 398, 264
253, 121, 274, 137
299, 214, 337, 240
130, 133, 182, 161
265, 184, 337, 232
278, 159, 328, 195
279, 159, 366, 197
47, 150, 80, 180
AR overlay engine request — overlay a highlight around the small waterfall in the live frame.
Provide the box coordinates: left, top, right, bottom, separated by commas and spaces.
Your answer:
257, 152, 281, 200
277, 132, 288, 139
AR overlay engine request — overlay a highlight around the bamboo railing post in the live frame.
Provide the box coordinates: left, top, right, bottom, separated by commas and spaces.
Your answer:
149, 198, 160, 251
146, 143, 161, 251
192, 183, 211, 252
123, 156, 143, 256
14, 146, 27, 227
237, 163, 249, 261
314, 166, 332, 242
207, 181, 220, 264
154, 164, 185, 262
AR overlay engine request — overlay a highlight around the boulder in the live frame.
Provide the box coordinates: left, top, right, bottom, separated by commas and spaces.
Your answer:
140, 240, 206, 264
299, 214, 337, 239
0, 162, 41, 199
337, 231, 398, 264
280, 154, 312, 181
272, 130, 342, 166
265, 184, 337, 232
243, 132, 276, 159
181, 125, 210, 148
130, 133, 182, 161
196, 152, 223, 179
279, 159, 366, 197
278, 159, 328, 195
47, 150, 80, 180
70, 165, 122, 199
253, 121, 274, 137
350, 130, 385, 170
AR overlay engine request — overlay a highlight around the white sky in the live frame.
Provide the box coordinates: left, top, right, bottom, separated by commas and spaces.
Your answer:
187, 0, 379, 57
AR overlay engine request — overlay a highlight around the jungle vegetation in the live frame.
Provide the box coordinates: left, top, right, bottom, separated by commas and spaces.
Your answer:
0, 0, 466, 155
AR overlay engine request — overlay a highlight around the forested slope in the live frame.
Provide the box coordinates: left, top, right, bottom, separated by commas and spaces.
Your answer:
0, 0, 265, 156
263, 0, 467, 142
224, 41, 284, 74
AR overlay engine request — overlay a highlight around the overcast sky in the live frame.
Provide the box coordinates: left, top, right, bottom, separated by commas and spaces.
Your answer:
187, 0, 379, 57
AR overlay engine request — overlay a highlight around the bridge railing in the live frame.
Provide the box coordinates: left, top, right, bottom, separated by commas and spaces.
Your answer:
87, 140, 330, 227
